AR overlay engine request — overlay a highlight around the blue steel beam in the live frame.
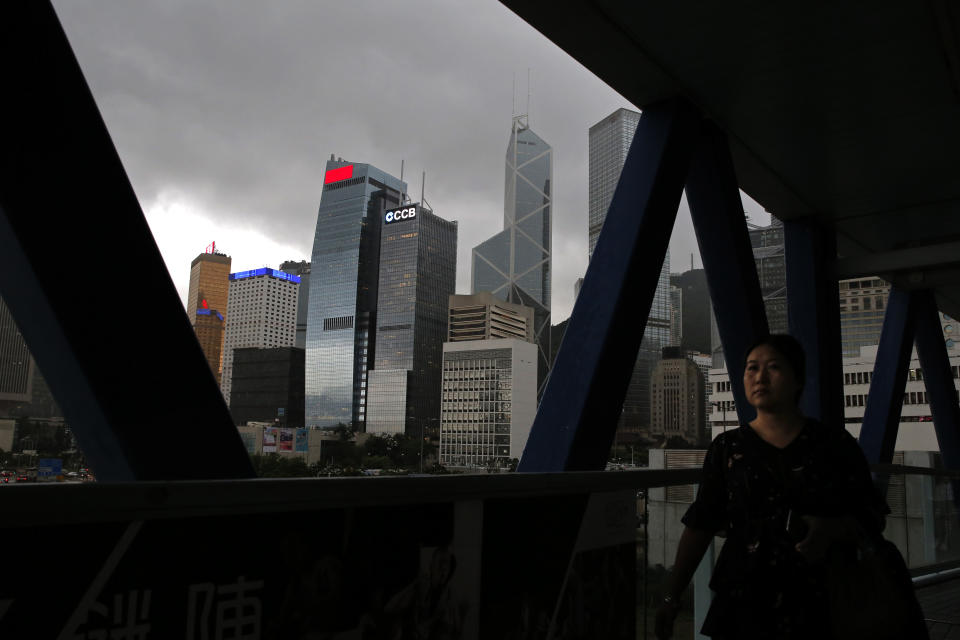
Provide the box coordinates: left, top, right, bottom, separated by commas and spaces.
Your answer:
913, 290, 960, 471
0, 2, 254, 480
859, 288, 915, 465
519, 99, 700, 472
685, 121, 768, 426
785, 218, 844, 425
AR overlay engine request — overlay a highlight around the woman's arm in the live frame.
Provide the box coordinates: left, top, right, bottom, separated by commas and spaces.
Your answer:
654, 526, 714, 639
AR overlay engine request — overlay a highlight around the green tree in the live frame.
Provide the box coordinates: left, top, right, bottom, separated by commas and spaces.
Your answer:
251, 453, 312, 478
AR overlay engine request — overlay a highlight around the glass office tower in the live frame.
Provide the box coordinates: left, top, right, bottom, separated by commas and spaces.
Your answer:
588, 108, 642, 260
366, 204, 458, 437
472, 115, 552, 393
305, 158, 406, 428
588, 108, 672, 437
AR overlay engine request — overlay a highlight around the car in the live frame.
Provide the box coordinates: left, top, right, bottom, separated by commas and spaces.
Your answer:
15, 474, 29, 483
66, 471, 79, 478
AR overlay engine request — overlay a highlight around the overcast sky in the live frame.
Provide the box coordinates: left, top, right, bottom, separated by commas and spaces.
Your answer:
52, 0, 769, 323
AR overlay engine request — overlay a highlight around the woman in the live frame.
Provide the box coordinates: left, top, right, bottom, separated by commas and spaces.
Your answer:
654, 334, 921, 639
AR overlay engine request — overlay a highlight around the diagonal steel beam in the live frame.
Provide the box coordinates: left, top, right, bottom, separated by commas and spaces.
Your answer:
785, 218, 844, 425
519, 99, 700, 472
0, 2, 254, 480
859, 288, 915, 465
686, 121, 769, 427
913, 290, 960, 471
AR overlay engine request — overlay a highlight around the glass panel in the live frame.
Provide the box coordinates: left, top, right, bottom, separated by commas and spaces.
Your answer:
472, 255, 508, 299
517, 152, 551, 198
514, 233, 547, 277
473, 229, 511, 274
515, 264, 546, 306
514, 174, 547, 219
517, 209, 548, 250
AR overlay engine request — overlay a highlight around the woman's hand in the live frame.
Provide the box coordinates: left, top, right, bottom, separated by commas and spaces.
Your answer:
654, 597, 681, 639
795, 515, 860, 561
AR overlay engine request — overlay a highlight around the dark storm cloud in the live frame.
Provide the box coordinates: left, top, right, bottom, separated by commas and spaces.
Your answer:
51, 1, 766, 320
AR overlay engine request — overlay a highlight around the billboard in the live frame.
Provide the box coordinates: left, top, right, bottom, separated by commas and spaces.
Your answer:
295, 428, 308, 453
384, 204, 419, 225
278, 429, 293, 452
37, 458, 62, 479
263, 428, 277, 453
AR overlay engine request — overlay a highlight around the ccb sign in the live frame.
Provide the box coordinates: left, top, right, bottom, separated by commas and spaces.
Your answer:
384, 205, 418, 224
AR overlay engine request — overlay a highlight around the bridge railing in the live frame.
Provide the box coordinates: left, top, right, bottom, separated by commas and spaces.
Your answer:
0, 465, 956, 638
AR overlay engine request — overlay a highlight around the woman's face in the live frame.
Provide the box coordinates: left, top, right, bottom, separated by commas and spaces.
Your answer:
743, 344, 800, 412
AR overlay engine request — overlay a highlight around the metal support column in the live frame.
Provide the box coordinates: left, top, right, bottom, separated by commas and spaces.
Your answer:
859, 288, 915, 465
784, 218, 844, 424
685, 121, 768, 426
519, 99, 700, 472
913, 290, 960, 471
0, 2, 254, 480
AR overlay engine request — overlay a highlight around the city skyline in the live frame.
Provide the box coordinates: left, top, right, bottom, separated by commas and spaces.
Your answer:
50, 1, 771, 326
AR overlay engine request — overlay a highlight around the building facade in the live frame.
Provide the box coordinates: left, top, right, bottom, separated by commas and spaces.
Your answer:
365, 204, 458, 437
749, 218, 787, 334
305, 158, 407, 428
187, 249, 231, 381
708, 337, 960, 452
439, 338, 538, 469
670, 269, 711, 354
194, 309, 225, 384
839, 277, 890, 357
220, 268, 300, 406
0, 296, 34, 411
650, 348, 706, 446
447, 292, 534, 343
229, 347, 305, 428
280, 260, 311, 350
471, 115, 552, 393
669, 285, 683, 347
588, 107, 642, 260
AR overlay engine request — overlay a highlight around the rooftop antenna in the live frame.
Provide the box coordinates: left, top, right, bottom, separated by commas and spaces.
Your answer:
526, 67, 531, 121
512, 71, 517, 117
691, 253, 694, 271
420, 170, 434, 212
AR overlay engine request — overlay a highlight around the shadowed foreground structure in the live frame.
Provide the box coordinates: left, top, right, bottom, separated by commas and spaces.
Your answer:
0, 1, 959, 637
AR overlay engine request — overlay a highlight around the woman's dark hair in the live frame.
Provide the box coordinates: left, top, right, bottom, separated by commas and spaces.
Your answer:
743, 334, 806, 402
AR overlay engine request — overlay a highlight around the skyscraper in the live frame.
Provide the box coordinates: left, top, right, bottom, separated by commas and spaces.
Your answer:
749, 218, 787, 334
588, 108, 671, 438
365, 203, 457, 437
472, 115, 552, 392
588, 108, 641, 260
305, 158, 407, 428
194, 309, 225, 384
0, 297, 34, 412
220, 268, 300, 406
280, 260, 311, 350
187, 247, 231, 381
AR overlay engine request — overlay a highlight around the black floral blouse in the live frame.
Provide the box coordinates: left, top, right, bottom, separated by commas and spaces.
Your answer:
682, 419, 889, 639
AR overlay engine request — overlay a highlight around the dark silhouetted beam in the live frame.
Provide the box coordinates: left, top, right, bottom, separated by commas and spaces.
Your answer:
0, 2, 254, 481
913, 290, 960, 472
519, 99, 699, 471
860, 288, 915, 465
785, 218, 844, 425
686, 121, 769, 426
